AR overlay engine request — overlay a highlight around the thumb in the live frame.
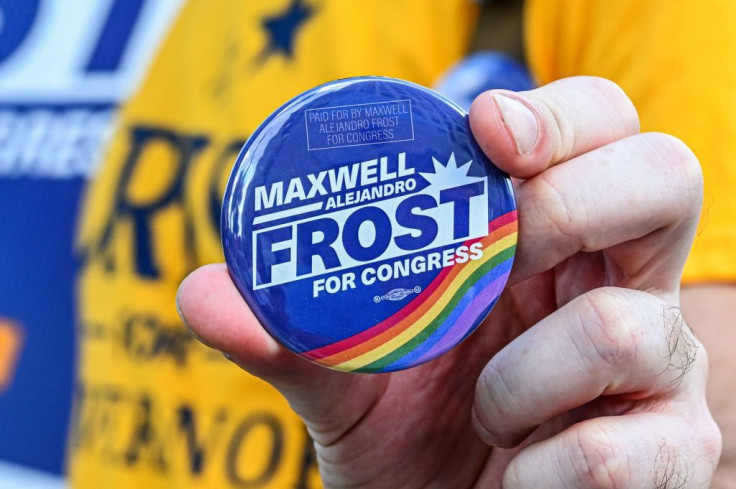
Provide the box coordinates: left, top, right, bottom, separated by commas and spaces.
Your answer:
469, 76, 640, 179
176, 263, 388, 445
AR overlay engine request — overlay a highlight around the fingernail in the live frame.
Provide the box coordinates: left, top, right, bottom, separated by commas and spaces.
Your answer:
492, 93, 540, 155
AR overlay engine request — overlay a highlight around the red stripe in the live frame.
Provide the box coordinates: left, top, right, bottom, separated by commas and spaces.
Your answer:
489, 210, 517, 232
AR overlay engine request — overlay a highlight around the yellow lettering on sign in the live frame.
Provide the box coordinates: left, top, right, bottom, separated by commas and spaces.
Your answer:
0, 319, 23, 392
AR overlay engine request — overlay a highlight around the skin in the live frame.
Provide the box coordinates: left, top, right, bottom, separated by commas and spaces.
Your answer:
177, 76, 722, 488
681, 285, 736, 489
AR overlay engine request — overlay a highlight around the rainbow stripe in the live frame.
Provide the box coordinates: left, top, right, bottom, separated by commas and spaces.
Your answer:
301, 210, 518, 373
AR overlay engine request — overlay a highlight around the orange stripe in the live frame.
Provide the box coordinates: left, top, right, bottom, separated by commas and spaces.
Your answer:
317, 220, 517, 365
0, 319, 23, 393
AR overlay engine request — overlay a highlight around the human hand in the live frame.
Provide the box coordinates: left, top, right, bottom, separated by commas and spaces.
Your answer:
177, 76, 721, 488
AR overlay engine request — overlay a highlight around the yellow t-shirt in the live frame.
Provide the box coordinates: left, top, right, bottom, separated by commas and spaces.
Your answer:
70, 1, 477, 488
526, 0, 736, 283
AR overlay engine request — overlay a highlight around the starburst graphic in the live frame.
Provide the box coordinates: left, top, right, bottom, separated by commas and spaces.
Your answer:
419, 153, 485, 192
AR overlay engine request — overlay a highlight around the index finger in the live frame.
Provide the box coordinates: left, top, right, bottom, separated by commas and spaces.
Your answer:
469, 76, 640, 179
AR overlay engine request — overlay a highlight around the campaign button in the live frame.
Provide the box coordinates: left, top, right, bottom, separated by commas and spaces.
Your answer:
222, 77, 517, 373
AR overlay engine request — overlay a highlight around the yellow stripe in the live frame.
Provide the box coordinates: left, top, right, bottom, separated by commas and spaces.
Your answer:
335, 232, 517, 371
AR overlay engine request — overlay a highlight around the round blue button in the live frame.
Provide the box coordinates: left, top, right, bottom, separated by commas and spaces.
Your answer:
222, 76, 517, 373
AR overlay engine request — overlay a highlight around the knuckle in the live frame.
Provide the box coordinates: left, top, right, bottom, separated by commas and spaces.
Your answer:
583, 75, 625, 97
643, 132, 704, 214
691, 340, 709, 376
533, 172, 583, 244
653, 442, 695, 489
700, 414, 723, 465
661, 306, 701, 389
545, 100, 577, 162
571, 424, 631, 489
586, 77, 640, 131
645, 132, 699, 169
577, 289, 640, 371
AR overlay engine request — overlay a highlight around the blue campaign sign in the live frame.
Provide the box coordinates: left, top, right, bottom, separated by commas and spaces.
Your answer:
0, 169, 85, 475
0, 0, 182, 479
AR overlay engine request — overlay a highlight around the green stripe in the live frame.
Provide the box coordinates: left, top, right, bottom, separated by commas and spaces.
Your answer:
355, 245, 516, 373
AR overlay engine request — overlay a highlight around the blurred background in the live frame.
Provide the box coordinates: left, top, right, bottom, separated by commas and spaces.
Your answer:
0, 1, 530, 486
0, 1, 184, 485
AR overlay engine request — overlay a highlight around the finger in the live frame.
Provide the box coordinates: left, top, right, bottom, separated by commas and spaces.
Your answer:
469, 76, 639, 179
473, 287, 703, 448
176, 263, 387, 443
502, 413, 720, 489
511, 131, 703, 292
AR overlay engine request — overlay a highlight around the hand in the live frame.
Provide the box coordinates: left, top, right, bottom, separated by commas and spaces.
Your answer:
177, 76, 721, 488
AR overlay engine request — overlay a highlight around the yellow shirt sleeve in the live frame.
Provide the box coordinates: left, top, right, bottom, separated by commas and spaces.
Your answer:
525, 0, 736, 283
